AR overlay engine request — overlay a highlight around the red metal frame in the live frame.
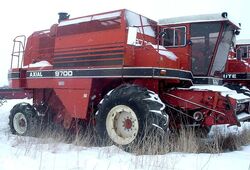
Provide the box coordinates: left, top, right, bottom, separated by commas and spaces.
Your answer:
0, 88, 32, 99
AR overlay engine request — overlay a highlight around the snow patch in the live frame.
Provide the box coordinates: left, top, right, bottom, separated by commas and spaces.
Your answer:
149, 110, 163, 115
144, 90, 165, 111
92, 11, 121, 20
159, 13, 239, 28
150, 110, 169, 126
95, 110, 99, 116
59, 11, 121, 27
149, 43, 177, 61
152, 123, 165, 133
241, 60, 250, 67
190, 85, 250, 101
236, 39, 250, 45
237, 112, 250, 121
23, 61, 52, 68
241, 86, 250, 91
106, 89, 114, 96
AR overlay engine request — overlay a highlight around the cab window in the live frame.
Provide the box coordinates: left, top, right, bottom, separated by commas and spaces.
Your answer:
162, 26, 186, 47
237, 46, 249, 59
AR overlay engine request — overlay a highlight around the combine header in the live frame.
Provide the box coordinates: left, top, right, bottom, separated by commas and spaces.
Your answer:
8, 9, 250, 147
0, 88, 32, 99
0, 87, 32, 107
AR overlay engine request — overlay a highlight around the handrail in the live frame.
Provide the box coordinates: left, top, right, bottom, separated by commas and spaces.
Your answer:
11, 35, 26, 68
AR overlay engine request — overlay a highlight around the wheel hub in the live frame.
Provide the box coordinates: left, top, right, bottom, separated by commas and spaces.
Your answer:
123, 118, 132, 130
13, 112, 27, 135
19, 119, 26, 127
106, 105, 139, 145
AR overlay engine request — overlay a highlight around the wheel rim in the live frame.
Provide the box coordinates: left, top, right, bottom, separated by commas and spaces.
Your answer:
106, 105, 139, 145
13, 112, 27, 135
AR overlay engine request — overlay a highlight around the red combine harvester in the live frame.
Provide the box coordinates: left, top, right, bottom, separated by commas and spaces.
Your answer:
8, 9, 250, 147
224, 39, 250, 121
224, 39, 250, 87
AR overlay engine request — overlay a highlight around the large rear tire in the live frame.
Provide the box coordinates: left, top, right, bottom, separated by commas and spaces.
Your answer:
9, 103, 38, 136
96, 84, 168, 147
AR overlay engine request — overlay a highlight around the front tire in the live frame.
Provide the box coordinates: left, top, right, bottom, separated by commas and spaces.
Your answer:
96, 84, 168, 147
9, 103, 38, 136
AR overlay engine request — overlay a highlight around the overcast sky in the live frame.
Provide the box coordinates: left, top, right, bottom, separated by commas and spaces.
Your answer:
0, 0, 249, 86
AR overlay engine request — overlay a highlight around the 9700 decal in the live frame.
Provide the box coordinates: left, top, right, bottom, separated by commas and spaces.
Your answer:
55, 70, 73, 77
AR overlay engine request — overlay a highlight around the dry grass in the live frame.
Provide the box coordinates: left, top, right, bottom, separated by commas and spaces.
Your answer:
12, 123, 250, 156
121, 125, 250, 155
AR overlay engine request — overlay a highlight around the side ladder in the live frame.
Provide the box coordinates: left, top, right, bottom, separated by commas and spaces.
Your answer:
11, 35, 26, 68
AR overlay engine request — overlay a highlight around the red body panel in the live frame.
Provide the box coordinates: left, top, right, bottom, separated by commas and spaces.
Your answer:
226, 59, 250, 73
134, 45, 179, 68
54, 88, 91, 119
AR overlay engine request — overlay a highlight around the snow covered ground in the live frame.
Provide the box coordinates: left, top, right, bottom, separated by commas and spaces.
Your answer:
0, 99, 250, 170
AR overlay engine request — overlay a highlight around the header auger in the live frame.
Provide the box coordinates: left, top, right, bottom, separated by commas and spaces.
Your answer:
8, 9, 250, 148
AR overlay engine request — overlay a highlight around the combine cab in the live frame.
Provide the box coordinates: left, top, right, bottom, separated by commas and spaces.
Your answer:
224, 39, 250, 121
8, 9, 250, 147
159, 13, 250, 124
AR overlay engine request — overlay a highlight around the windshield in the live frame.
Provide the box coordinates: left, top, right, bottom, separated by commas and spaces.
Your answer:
191, 22, 221, 75
210, 24, 234, 75
125, 10, 156, 37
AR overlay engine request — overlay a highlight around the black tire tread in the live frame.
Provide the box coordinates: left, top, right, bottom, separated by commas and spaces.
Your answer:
9, 102, 38, 136
96, 84, 168, 147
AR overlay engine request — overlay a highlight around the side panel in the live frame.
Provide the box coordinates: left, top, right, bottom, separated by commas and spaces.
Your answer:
53, 14, 126, 69
54, 88, 91, 119
133, 45, 179, 69
24, 31, 55, 66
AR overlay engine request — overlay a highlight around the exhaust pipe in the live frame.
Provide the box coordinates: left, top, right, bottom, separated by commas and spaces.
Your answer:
58, 12, 70, 23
